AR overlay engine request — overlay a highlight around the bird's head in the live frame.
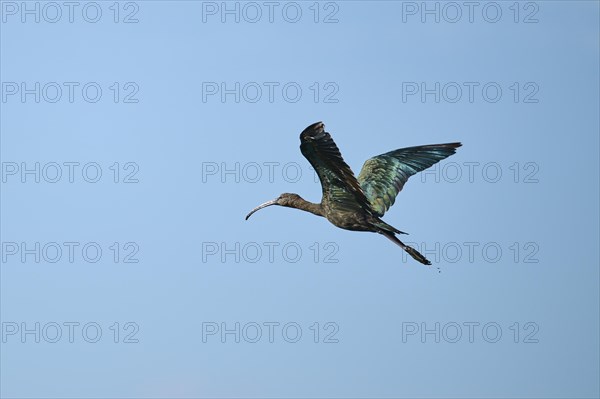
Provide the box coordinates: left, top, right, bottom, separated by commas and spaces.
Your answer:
245, 193, 302, 220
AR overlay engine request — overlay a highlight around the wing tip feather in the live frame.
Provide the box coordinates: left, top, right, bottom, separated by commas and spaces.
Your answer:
300, 121, 325, 140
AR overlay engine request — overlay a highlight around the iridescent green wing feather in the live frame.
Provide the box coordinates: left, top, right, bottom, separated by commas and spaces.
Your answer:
300, 122, 374, 214
357, 143, 462, 217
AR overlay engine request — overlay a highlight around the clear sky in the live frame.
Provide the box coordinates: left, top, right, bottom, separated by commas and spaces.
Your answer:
1, 1, 599, 398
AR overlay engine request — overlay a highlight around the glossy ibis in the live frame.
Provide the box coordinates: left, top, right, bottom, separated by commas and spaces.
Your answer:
245, 122, 461, 266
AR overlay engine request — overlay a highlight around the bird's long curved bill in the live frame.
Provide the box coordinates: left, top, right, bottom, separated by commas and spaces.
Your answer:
245, 199, 278, 220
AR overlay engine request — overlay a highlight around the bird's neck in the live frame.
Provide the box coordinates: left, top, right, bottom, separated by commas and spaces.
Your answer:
292, 197, 324, 217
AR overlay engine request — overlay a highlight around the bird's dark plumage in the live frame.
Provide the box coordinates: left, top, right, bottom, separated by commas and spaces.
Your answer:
246, 121, 462, 266
300, 122, 374, 215
358, 143, 462, 217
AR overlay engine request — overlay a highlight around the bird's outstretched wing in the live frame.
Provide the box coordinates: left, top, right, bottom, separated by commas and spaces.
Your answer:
357, 143, 462, 217
300, 122, 374, 214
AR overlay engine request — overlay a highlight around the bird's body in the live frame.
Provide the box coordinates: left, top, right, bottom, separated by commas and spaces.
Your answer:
246, 122, 461, 266
277, 195, 378, 231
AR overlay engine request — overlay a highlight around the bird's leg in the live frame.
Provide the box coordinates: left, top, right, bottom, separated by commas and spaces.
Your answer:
381, 232, 431, 266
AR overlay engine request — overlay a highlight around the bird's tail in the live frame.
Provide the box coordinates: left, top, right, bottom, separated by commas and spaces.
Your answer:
382, 231, 431, 266
373, 220, 408, 235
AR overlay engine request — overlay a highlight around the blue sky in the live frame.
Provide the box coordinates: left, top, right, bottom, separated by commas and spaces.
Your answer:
1, 1, 599, 398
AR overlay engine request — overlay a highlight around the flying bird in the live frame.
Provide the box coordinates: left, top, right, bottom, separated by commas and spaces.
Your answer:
245, 122, 461, 266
